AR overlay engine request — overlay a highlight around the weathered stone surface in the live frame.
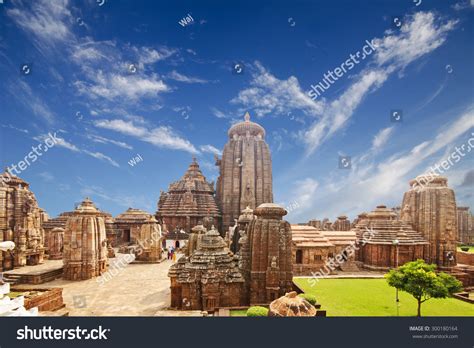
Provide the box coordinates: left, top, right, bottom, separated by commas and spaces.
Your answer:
242, 203, 293, 305
354, 205, 429, 270
332, 215, 351, 231
215, 113, 273, 233
401, 175, 458, 267
46, 227, 64, 260
63, 198, 108, 280
268, 291, 316, 317
0, 171, 45, 272
157, 158, 220, 233
169, 226, 246, 311
457, 207, 473, 245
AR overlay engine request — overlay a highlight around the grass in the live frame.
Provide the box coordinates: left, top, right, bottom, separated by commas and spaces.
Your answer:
458, 246, 474, 253
294, 278, 474, 317
230, 309, 248, 317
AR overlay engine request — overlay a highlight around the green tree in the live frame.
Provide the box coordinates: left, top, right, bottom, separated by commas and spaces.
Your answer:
386, 259, 463, 317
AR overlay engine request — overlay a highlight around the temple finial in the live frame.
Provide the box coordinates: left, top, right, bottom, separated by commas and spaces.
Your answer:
244, 112, 250, 122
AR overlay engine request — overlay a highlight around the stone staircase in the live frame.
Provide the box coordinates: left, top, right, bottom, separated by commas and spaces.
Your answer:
2, 268, 63, 285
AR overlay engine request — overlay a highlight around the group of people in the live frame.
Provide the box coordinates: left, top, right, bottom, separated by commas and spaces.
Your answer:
166, 246, 177, 261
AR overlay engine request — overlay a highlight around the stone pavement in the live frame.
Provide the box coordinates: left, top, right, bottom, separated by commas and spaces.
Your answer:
14, 253, 175, 316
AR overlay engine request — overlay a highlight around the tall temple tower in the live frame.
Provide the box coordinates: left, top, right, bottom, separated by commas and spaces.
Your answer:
215, 112, 273, 233
401, 175, 457, 268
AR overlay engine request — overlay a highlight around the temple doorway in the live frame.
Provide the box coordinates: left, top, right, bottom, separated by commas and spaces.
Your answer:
175, 240, 180, 248
296, 249, 303, 264
123, 229, 131, 243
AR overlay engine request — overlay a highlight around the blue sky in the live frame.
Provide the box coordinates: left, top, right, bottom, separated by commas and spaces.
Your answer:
0, 0, 473, 223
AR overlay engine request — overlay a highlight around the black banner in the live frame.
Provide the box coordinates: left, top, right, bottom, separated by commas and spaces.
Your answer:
0, 317, 473, 348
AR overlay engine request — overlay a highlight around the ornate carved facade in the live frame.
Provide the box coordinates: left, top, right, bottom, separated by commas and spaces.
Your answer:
242, 203, 293, 305
457, 207, 473, 245
0, 171, 45, 272
169, 226, 246, 311
401, 175, 458, 267
215, 112, 273, 233
157, 159, 220, 233
63, 198, 108, 280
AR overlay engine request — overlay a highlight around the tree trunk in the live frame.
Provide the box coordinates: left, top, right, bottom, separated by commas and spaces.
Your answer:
417, 300, 421, 317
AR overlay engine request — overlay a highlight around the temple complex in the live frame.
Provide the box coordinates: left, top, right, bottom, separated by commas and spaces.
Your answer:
62, 198, 108, 280
156, 158, 220, 233
354, 205, 429, 270
169, 226, 246, 311
457, 206, 473, 245
0, 171, 45, 272
215, 112, 273, 233
401, 175, 458, 267
242, 203, 293, 305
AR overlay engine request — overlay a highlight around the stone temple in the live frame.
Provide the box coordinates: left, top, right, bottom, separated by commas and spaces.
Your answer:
63, 198, 108, 280
401, 175, 458, 267
0, 171, 46, 272
215, 112, 273, 233
157, 158, 220, 233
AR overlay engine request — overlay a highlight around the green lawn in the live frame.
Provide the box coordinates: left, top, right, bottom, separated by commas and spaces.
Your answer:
294, 278, 474, 317
458, 246, 474, 253
230, 309, 248, 317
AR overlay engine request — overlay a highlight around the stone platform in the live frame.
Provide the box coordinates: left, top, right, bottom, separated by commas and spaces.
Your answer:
2, 260, 63, 285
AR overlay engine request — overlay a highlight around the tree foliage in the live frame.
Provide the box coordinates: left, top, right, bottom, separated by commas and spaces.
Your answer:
386, 259, 463, 316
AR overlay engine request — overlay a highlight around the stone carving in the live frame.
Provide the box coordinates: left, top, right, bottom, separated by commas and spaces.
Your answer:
241, 203, 293, 305
268, 291, 317, 317
0, 171, 45, 272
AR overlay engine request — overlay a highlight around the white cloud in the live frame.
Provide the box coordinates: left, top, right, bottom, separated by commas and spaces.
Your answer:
167, 70, 209, 84
200, 145, 222, 156
86, 134, 133, 150
210, 107, 228, 119
83, 150, 119, 167
94, 119, 199, 154
372, 126, 394, 151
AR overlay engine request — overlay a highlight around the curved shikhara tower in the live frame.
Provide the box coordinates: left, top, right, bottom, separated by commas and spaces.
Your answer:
215, 112, 273, 233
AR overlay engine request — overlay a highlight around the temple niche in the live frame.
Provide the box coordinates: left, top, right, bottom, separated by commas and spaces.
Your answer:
168, 226, 246, 311
242, 203, 293, 305
156, 158, 220, 233
354, 205, 429, 270
0, 171, 45, 272
401, 175, 458, 268
215, 112, 273, 233
63, 198, 108, 280
46, 227, 64, 260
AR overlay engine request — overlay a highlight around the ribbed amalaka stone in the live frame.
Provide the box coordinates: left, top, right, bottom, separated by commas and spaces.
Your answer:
47, 227, 64, 260
0, 171, 45, 272
157, 158, 220, 233
243, 203, 293, 305
457, 207, 472, 245
63, 198, 108, 280
215, 112, 273, 233
268, 291, 317, 317
354, 205, 429, 270
332, 215, 351, 231
168, 226, 246, 311
401, 175, 458, 267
